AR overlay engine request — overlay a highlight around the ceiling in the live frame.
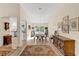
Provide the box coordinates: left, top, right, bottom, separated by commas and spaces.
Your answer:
20, 3, 64, 23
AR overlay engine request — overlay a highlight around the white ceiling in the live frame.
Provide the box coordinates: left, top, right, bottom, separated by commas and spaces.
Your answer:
20, 3, 64, 23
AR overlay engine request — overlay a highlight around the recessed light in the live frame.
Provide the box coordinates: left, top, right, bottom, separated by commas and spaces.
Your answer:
38, 8, 42, 10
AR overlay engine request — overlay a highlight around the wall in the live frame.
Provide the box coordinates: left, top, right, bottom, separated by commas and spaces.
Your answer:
20, 5, 27, 46
0, 17, 10, 46
48, 4, 79, 55
0, 4, 19, 16
26, 16, 32, 39
20, 4, 33, 43
0, 4, 20, 49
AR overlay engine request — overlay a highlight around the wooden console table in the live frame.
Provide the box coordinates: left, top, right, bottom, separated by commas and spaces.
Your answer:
53, 35, 75, 56
3, 35, 12, 45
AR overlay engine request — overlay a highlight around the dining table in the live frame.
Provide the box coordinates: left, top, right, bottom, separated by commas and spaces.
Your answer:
35, 33, 45, 41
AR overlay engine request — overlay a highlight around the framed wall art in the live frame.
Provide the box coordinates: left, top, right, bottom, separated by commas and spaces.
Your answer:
4, 22, 9, 30
69, 17, 79, 31
28, 25, 31, 29
62, 16, 69, 33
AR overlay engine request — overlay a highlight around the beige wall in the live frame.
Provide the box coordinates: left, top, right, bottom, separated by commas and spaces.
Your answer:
20, 5, 27, 46
0, 17, 10, 46
0, 4, 20, 48
20, 5, 27, 21
48, 4, 79, 55
25, 12, 32, 39
0, 4, 20, 16
26, 17, 32, 38
20, 5, 32, 41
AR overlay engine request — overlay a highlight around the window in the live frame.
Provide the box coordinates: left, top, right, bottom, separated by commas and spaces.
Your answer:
35, 26, 45, 32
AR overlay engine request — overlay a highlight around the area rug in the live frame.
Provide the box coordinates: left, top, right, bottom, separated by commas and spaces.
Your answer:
20, 45, 56, 56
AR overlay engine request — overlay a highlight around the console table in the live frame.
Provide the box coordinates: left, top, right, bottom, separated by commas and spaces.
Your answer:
53, 35, 75, 56
3, 35, 12, 45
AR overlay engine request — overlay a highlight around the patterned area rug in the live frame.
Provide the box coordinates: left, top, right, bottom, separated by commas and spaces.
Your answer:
20, 45, 56, 56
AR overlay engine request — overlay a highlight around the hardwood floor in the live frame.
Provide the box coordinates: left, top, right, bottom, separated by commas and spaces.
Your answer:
0, 44, 15, 56
0, 37, 63, 56
26, 37, 49, 45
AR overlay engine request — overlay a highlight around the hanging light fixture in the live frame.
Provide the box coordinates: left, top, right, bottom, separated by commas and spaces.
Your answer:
38, 7, 42, 23
38, 7, 42, 33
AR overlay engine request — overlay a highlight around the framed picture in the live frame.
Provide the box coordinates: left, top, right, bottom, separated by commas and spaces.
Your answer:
70, 17, 79, 31
28, 25, 31, 29
62, 16, 69, 33
4, 22, 9, 30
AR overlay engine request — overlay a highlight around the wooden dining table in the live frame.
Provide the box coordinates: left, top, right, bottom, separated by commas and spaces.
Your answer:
35, 34, 45, 41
